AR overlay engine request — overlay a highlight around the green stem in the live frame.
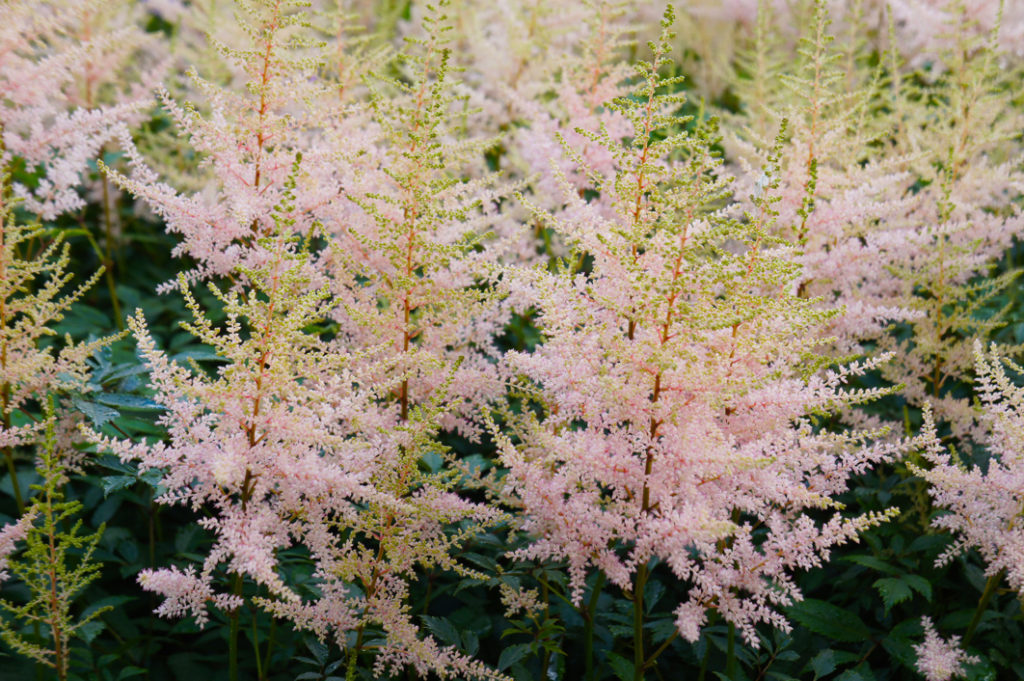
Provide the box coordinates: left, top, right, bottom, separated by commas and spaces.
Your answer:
251, 607, 263, 680
540, 574, 551, 680
725, 623, 736, 679
644, 630, 679, 672
963, 569, 1004, 648
632, 563, 649, 681
262, 617, 275, 679
229, 575, 243, 681
347, 623, 366, 681
697, 631, 710, 681
584, 572, 606, 681
346, 645, 359, 681
100, 173, 123, 330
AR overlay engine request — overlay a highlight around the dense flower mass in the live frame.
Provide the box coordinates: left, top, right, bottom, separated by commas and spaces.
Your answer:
914, 343, 1024, 593
914, 617, 979, 681
0, 0, 1023, 680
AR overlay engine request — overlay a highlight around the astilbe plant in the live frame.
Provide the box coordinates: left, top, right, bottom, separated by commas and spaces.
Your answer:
0, 403, 109, 681
0, 178, 109, 513
911, 343, 1024, 655
309, 0, 392, 104
874, 6, 1024, 448
0, 0, 160, 221
507, 0, 636, 225
0, 174, 115, 680
441, 0, 598, 133
495, 9, 904, 679
316, 0, 517, 441
105, 0, 335, 286
91, 223, 363, 677
95, 147, 507, 679
722, 1, 1024, 450
724, 0, 922, 367
102, 1, 519, 676
886, 0, 1024, 61
297, 3, 524, 674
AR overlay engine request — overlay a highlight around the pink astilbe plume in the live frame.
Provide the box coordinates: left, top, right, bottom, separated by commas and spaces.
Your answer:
871, 7, 1024, 445
0, 515, 31, 583
313, 0, 521, 441
93, 188, 506, 677
91, 222, 364, 619
506, 0, 635, 222
722, 0, 1024, 447
96, 1, 514, 660
0, 0, 161, 220
441, 0, 598, 132
105, 0, 345, 285
725, 0, 922, 357
913, 617, 979, 681
496, 7, 904, 651
912, 343, 1024, 593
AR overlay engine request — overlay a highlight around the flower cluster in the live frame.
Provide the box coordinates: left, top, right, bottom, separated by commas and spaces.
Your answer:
914, 617, 979, 681
3, 0, 1024, 679
0, 0, 161, 220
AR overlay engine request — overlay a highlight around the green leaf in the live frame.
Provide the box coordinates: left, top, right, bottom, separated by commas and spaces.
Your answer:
842, 555, 901, 576
170, 350, 226, 364
881, 626, 918, 670
94, 393, 163, 411
834, 671, 869, 681
116, 668, 147, 681
808, 649, 836, 679
422, 615, 459, 646
606, 651, 634, 681
644, 579, 666, 614
462, 629, 479, 657
767, 673, 799, 681
903, 574, 933, 601
82, 596, 134, 619
497, 644, 530, 671
72, 396, 119, 428
873, 577, 913, 611
175, 524, 203, 554
101, 475, 135, 497
787, 599, 872, 642
962, 655, 997, 681
77, 620, 105, 644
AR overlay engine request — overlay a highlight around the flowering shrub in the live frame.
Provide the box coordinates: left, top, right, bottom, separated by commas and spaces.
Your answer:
0, 1, 1023, 680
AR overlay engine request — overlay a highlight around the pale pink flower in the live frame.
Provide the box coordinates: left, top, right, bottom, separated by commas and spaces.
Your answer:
914, 617, 979, 681
0, 515, 32, 583
0, 0, 162, 220
913, 344, 1024, 594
